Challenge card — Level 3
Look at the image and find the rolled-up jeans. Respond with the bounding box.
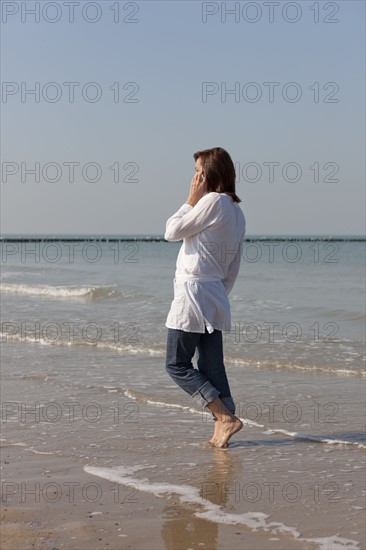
[165,328,235,414]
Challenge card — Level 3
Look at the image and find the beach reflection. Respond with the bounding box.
[161,447,238,550]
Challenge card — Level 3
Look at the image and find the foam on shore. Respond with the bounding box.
[84,464,360,550]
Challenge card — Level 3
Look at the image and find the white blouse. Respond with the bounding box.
[165,192,246,333]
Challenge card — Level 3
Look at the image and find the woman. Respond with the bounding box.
[164,147,246,448]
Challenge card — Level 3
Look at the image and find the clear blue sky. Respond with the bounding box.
[1,0,365,235]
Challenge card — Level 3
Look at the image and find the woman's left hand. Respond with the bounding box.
[186,172,206,207]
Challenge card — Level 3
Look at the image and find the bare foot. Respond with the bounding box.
[209,419,219,445]
[208,422,228,448]
[211,416,243,448]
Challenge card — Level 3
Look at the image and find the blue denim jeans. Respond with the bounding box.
[165,328,235,414]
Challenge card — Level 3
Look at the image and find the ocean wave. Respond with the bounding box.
[320,308,366,322]
[259,427,366,450]
[84,463,361,550]
[1,327,364,377]
[226,355,365,377]
[0,283,131,300]
[0,329,163,357]
[123,390,366,450]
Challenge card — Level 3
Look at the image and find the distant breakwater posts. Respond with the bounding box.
[0,236,365,243]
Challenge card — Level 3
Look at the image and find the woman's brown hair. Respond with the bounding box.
[193,147,241,203]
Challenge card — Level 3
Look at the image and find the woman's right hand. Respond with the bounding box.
[186,172,206,207]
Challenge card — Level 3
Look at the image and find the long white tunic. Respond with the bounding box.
[165,192,246,333]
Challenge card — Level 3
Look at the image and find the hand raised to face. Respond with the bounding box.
[186,171,206,207]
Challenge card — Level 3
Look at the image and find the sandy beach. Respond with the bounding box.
[0,444,327,550]
[1,445,166,550]
[2,408,365,550]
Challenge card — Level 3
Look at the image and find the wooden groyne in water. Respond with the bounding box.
[0,237,364,243]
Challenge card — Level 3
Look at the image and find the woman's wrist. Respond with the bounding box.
[186,195,200,207]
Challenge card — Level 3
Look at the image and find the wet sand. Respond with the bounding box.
[1,445,164,550]
[1,347,365,550]
[2,431,365,550]
[1,445,320,550]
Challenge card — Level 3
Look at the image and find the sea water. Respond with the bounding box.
[1,237,365,549]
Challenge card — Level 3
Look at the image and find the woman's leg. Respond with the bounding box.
[196,330,235,415]
[165,328,221,410]
[165,328,242,447]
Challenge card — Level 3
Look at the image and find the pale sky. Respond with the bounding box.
[1,0,365,236]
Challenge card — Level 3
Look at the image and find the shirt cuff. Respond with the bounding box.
[177,203,193,215]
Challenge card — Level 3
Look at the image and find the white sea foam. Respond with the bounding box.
[1,283,96,297]
[228,356,365,377]
[0,283,133,300]
[264,428,366,450]
[25,448,55,455]
[0,330,163,357]
[123,391,366,450]
[305,535,361,550]
[84,464,300,537]
[84,464,360,550]
[0,440,28,447]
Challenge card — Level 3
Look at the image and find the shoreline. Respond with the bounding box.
[2,435,365,550]
[0,445,322,550]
